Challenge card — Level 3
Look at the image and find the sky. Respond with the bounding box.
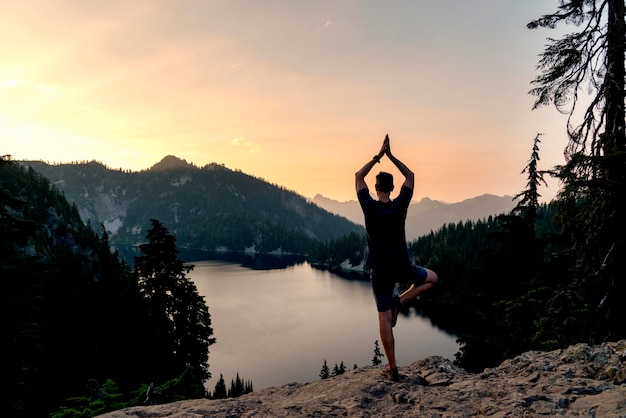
[2,0,573,203]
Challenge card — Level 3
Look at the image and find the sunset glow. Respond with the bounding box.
[2,1,567,203]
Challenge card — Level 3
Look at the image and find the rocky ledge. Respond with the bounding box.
[99,340,626,417]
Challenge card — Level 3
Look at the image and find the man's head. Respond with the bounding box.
[375,172,394,193]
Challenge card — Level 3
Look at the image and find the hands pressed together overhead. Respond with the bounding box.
[374,134,392,162]
[357,133,413,192]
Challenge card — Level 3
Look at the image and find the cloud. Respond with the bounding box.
[231,137,260,154]
[2,79,26,89]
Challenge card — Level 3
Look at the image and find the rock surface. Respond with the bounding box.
[98,340,626,417]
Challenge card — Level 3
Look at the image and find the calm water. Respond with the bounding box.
[188,260,459,391]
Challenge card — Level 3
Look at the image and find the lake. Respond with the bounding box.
[188,259,459,392]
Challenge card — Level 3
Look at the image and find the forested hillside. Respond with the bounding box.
[0,158,215,417]
[21,156,364,255]
[403,200,567,372]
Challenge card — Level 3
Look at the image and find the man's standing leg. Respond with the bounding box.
[373,273,400,382]
[378,310,399,381]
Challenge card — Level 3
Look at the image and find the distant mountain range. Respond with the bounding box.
[21,155,517,253]
[311,193,517,241]
[20,156,364,255]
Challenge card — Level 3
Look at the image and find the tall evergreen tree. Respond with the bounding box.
[134,219,215,389]
[372,340,384,366]
[224,373,252,398]
[512,134,549,227]
[332,362,346,377]
[528,0,626,341]
[211,374,228,399]
[319,360,330,380]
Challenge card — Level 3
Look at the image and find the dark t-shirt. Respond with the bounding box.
[357,185,413,273]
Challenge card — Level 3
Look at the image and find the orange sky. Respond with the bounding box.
[2,1,571,203]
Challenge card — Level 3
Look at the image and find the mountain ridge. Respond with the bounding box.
[312,192,517,240]
[22,155,517,249]
[20,157,365,255]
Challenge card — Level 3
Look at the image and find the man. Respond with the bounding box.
[355,134,438,382]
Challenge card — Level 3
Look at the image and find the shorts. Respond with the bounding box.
[371,264,428,312]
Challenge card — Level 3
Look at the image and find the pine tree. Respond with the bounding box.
[528,0,626,341]
[332,362,346,376]
[211,374,227,399]
[243,378,253,395]
[134,219,216,387]
[512,134,548,228]
[225,373,252,398]
[372,340,384,366]
[319,360,330,380]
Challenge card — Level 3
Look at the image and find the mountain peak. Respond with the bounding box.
[149,155,194,172]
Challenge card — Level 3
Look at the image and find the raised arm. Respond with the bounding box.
[385,138,414,190]
[356,136,389,192]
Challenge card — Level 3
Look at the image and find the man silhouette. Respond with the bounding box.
[355,134,438,382]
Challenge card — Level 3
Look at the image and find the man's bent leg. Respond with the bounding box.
[399,268,438,305]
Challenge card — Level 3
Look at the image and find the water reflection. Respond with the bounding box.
[181,249,306,269]
[188,259,459,392]
[116,245,307,270]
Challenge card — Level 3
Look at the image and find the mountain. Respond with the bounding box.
[21,156,365,255]
[310,194,366,227]
[312,193,517,241]
[20,155,515,252]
